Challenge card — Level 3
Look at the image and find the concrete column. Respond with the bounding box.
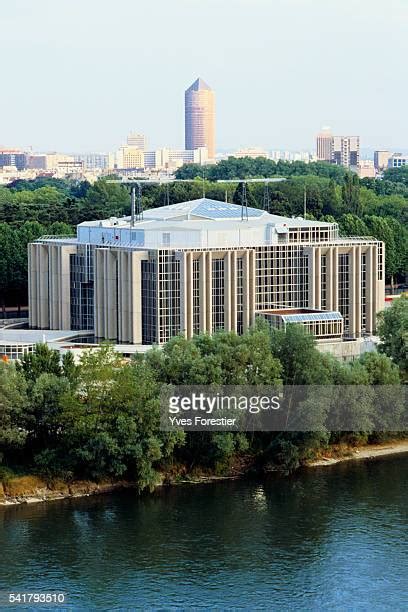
[205,251,213,333]
[224,251,232,331]
[355,246,361,337]
[60,246,75,329]
[348,247,360,338]
[94,249,105,339]
[315,247,321,309]
[129,252,144,344]
[242,250,250,331]
[186,253,194,339]
[38,244,49,329]
[179,252,188,338]
[230,251,237,333]
[28,244,37,328]
[306,247,315,308]
[249,249,256,327]
[332,246,339,311]
[366,245,375,333]
[199,251,207,333]
[326,246,334,311]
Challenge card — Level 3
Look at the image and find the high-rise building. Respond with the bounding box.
[316,128,333,162]
[29,198,384,347]
[126,133,147,151]
[374,150,391,171]
[185,78,215,159]
[332,136,360,168]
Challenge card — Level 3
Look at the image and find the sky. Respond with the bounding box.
[1,0,407,153]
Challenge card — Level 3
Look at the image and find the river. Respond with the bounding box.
[0,455,407,610]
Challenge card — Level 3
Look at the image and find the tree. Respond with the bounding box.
[269,324,334,385]
[339,213,368,237]
[17,343,61,384]
[342,173,361,215]
[377,296,408,381]
[0,361,28,464]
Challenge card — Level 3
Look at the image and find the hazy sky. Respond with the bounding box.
[1,0,407,153]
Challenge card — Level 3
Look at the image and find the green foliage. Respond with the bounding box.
[1,323,407,483]
[0,362,28,463]
[17,343,61,384]
[377,296,408,380]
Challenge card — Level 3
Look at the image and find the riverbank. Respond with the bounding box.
[1,440,408,506]
[307,440,408,467]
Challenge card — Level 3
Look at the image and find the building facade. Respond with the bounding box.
[127,133,147,151]
[374,150,391,171]
[185,78,215,159]
[28,198,384,347]
[388,154,408,168]
[316,128,333,162]
[331,136,360,168]
[0,150,27,170]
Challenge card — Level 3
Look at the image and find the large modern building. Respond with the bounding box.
[185,78,215,159]
[28,198,384,349]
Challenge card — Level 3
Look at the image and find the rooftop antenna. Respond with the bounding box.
[136,183,143,221]
[225,189,228,203]
[241,182,249,221]
[303,184,307,219]
[263,182,270,213]
[202,167,206,198]
[131,186,136,226]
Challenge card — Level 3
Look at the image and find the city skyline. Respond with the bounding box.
[1,0,407,153]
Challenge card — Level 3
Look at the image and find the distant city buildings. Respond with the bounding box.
[316,129,360,168]
[126,132,147,151]
[233,148,269,159]
[0,149,27,170]
[74,153,109,170]
[116,145,145,170]
[332,136,360,168]
[185,78,215,159]
[316,128,333,162]
[357,160,376,179]
[388,154,408,168]
[374,150,392,171]
[270,150,314,163]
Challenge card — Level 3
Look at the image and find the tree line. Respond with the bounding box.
[0,297,406,489]
[0,162,407,305]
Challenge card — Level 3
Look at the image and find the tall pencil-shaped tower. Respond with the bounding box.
[185,78,215,159]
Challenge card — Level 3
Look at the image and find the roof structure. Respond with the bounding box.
[186,78,212,92]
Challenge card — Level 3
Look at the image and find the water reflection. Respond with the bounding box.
[0,455,407,609]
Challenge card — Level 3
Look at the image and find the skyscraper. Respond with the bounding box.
[127,133,146,151]
[332,136,360,168]
[185,78,215,159]
[316,128,333,162]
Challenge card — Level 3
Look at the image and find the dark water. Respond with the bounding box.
[0,456,407,610]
